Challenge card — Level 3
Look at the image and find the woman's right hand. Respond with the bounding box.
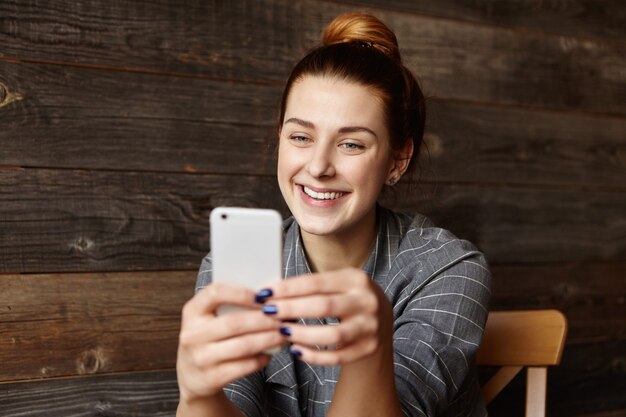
[176,283,286,403]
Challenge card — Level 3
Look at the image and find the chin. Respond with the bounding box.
[292,211,346,237]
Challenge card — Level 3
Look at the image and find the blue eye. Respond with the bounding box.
[341,142,364,151]
[290,135,311,143]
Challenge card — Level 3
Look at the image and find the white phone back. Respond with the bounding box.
[210,207,282,315]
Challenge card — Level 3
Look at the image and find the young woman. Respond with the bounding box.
[176,12,491,417]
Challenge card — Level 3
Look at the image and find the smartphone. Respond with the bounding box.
[210,207,283,316]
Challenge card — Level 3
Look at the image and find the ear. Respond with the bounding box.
[386,138,414,184]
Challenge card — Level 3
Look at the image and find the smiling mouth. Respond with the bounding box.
[302,186,346,200]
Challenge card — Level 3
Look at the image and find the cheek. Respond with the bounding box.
[276,141,289,173]
[277,144,300,182]
[346,156,389,185]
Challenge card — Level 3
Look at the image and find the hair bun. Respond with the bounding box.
[322,12,401,62]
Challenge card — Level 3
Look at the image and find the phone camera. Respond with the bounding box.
[221,214,228,220]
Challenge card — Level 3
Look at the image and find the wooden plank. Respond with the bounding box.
[526,367,547,417]
[0,168,286,273]
[480,366,523,404]
[1,168,625,273]
[0,370,179,417]
[0,61,280,176]
[0,271,195,382]
[0,0,305,82]
[489,262,626,343]
[1,62,625,188]
[1,0,624,114]
[392,183,626,264]
[477,311,567,366]
[425,101,626,189]
[346,0,626,40]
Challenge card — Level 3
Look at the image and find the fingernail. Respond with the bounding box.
[262,305,278,315]
[254,289,273,304]
[257,288,273,298]
[289,349,302,358]
[279,327,291,336]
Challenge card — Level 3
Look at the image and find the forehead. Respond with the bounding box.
[284,76,387,132]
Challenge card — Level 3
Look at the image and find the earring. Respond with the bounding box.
[387,176,398,186]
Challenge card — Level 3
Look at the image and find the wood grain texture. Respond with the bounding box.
[477,310,567,366]
[392,183,626,264]
[0,343,622,417]
[1,0,624,114]
[490,262,626,344]
[425,101,626,189]
[1,265,622,382]
[1,169,625,273]
[0,271,195,381]
[345,0,626,40]
[0,61,279,176]
[0,370,179,417]
[0,168,286,273]
[1,61,625,188]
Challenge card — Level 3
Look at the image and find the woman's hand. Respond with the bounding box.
[260,268,394,365]
[176,283,287,403]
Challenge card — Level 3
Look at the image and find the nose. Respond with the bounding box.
[306,143,335,178]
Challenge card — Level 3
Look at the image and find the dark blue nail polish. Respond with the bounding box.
[254,288,273,304]
[262,305,278,315]
[290,349,302,358]
[257,288,273,298]
[279,327,291,336]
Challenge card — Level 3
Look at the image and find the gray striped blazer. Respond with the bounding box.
[196,206,491,416]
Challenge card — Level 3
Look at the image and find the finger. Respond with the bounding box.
[194,329,288,366]
[267,268,370,299]
[203,354,272,391]
[279,316,376,347]
[263,291,377,319]
[289,340,378,366]
[180,310,283,346]
[183,283,259,318]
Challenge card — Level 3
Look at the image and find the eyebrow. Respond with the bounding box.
[283,117,378,139]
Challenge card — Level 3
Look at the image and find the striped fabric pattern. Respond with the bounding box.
[196,206,491,416]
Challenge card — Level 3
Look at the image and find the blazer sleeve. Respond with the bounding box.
[390,247,491,416]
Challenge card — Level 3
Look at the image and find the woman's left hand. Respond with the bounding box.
[259,268,394,365]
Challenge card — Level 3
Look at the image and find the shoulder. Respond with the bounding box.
[399,211,485,267]
[382,208,491,297]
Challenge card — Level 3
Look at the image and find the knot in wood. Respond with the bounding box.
[0,82,24,108]
[71,236,95,253]
[77,347,108,374]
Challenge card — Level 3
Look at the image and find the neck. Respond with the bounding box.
[300,208,378,273]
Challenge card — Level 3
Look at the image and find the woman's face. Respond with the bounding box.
[277,75,395,238]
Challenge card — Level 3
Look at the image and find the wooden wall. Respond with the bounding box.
[1,1,624,416]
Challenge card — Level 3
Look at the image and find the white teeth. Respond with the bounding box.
[303,186,345,200]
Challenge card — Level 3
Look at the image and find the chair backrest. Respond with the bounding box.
[476,310,568,417]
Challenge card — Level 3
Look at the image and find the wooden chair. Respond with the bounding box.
[476,310,568,417]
